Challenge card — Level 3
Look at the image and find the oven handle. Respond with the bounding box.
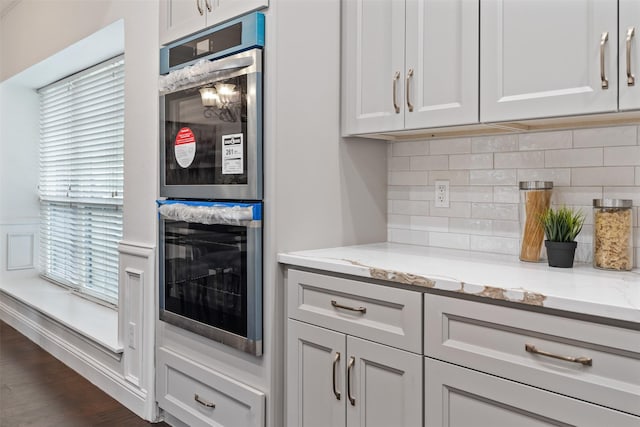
[159,55,255,94]
[158,203,256,226]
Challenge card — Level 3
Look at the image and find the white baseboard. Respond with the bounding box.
[0,296,154,421]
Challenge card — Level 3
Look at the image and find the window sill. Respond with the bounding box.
[0,276,123,354]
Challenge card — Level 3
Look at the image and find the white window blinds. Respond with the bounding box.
[38,56,124,306]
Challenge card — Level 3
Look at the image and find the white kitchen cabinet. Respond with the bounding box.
[287,319,422,427]
[157,347,265,427]
[619,0,640,110]
[481,0,618,122]
[342,0,479,135]
[425,358,640,427]
[160,0,268,45]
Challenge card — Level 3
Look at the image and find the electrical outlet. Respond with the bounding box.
[435,180,450,208]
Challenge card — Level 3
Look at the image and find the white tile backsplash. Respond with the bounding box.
[470,169,517,185]
[604,146,640,166]
[430,138,471,155]
[472,135,518,153]
[519,130,572,151]
[449,153,493,170]
[410,155,448,171]
[387,125,640,267]
[517,168,571,186]
[573,126,637,148]
[545,148,603,168]
[495,151,544,169]
[571,167,635,186]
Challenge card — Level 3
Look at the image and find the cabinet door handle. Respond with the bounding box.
[627,27,636,86]
[347,356,356,406]
[194,393,216,408]
[600,31,609,89]
[392,71,401,114]
[525,344,592,366]
[331,300,366,314]
[332,352,341,400]
[406,68,414,112]
[196,0,204,15]
[205,0,212,12]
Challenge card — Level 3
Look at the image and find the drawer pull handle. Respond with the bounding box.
[392,71,401,114]
[196,0,204,15]
[331,300,367,314]
[525,344,592,366]
[194,394,216,408]
[332,352,341,400]
[347,356,356,406]
[627,27,636,86]
[600,31,609,89]
[406,68,414,112]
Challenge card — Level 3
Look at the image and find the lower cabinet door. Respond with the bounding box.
[425,358,640,427]
[347,336,423,427]
[287,319,347,427]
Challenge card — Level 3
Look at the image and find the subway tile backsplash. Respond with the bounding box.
[387,126,640,267]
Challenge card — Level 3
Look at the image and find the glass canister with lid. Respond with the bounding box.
[592,199,633,271]
[519,181,553,262]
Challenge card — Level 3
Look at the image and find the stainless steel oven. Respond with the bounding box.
[158,199,262,355]
[159,13,264,200]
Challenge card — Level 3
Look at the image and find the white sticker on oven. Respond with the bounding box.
[222,133,244,175]
[174,127,196,168]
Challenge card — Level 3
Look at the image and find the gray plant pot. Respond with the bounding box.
[544,240,577,268]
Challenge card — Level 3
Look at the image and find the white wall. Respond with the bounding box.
[0,0,160,420]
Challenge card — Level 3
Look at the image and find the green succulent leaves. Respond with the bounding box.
[539,206,585,243]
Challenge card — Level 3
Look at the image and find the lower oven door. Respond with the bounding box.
[158,199,262,356]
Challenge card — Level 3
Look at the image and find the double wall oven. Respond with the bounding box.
[158,12,264,355]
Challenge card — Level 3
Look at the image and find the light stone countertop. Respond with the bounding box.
[278,242,640,324]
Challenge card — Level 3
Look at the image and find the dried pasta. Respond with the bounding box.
[520,189,552,262]
[594,208,632,270]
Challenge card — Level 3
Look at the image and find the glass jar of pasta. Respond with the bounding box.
[593,199,633,271]
[519,181,553,262]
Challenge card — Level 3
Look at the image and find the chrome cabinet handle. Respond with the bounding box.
[406,68,414,112]
[205,0,212,12]
[196,0,204,15]
[392,71,401,114]
[332,352,341,400]
[194,394,216,408]
[600,31,609,89]
[525,344,592,366]
[331,300,367,314]
[627,27,636,86]
[347,356,356,406]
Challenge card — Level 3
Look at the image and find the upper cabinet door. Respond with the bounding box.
[619,0,640,111]
[342,0,406,135]
[160,0,268,46]
[405,0,479,129]
[481,0,618,122]
[160,0,208,45]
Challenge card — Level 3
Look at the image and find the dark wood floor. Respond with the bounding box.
[0,320,169,427]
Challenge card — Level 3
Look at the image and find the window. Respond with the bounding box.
[38,56,124,306]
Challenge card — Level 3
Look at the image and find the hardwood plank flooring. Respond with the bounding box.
[0,320,169,427]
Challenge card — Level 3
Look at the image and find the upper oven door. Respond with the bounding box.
[160,48,262,200]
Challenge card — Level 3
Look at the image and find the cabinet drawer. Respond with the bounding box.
[287,269,421,353]
[157,348,265,427]
[425,293,640,416]
[426,358,640,427]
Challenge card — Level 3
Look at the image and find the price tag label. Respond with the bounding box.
[222,133,244,175]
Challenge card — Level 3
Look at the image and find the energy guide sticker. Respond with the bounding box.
[222,133,244,175]
[174,127,196,168]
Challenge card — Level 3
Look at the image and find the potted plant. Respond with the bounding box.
[539,206,585,268]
